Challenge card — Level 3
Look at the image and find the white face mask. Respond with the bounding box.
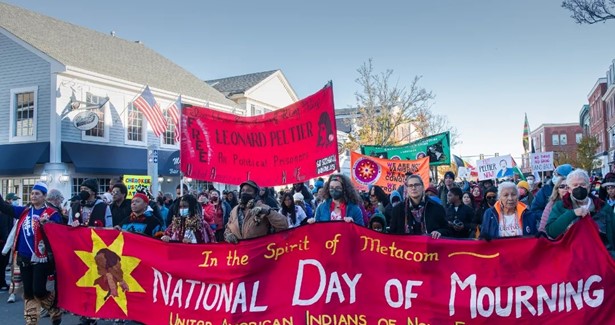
[527,179,534,186]
[11,201,19,207]
[552,176,562,185]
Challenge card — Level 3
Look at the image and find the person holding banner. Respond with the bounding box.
[0,183,63,325]
[308,174,365,225]
[224,181,289,243]
[546,169,615,258]
[161,194,215,244]
[203,189,231,242]
[116,192,163,238]
[480,182,537,240]
[389,174,448,238]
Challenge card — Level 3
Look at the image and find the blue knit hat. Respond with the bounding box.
[32,182,48,195]
[555,164,573,177]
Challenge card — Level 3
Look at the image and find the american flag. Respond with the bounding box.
[133,86,167,137]
[166,96,181,143]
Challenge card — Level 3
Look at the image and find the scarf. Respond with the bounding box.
[14,205,56,263]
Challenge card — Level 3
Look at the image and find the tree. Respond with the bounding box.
[343,59,457,152]
[574,136,601,171]
[562,0,615,24]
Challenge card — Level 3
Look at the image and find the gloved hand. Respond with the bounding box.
[250,207,271,223]
[225,233,239,244]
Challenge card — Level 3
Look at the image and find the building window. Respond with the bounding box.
[540,133,544,149]
[84,93,106,138]
[72,178,111,198]
[9,87,38,141]
[127,103,145,143]
[560,134,567,145]
[162,109,176,146]
[577,133,583,144]
[250,104,256,116]
[552,134,559,146]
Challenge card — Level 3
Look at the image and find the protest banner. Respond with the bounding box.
[350,151,429,194]
[180,84,338,187]
[476,155,514,180]
[361,132,451,166]
[122,175,152,199]
[530,152,554,173]
[45,217,615,324]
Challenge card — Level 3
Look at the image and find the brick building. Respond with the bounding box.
[530,123,584,167]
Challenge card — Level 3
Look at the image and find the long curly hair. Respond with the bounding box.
[280,192,297,224]
[179,194,201,218]
[322,173,362,205]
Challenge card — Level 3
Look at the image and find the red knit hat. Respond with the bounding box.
[133,193,149,204]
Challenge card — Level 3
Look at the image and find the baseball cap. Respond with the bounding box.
[6,193,20,200]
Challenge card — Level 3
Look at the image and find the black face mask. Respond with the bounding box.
[487,198,497,206]
[240,193,254,205]
[572,187,588,201]
[329,189,343,200]
[79,190,91,201]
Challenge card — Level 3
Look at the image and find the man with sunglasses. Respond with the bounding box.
[546,168,615,258]
[390,174,449,239]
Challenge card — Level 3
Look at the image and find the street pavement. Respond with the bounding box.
[0,268,138,325]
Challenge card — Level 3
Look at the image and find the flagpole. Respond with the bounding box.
[178,94,184,197]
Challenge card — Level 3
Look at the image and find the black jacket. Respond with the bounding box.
[445,203,476,238]
[111,199,132,226]
[390,196,449,236]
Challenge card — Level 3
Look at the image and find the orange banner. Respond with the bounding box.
[350,152,429,194]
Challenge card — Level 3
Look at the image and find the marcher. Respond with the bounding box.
[70,179,112,227]
[480,182,537,240]
[110,183,132,227]
[46,189,67,225]
[546,169,615,258]
[389,174,449,238]
[438,171,456,205]
[224,181,288,243]
[531,164,573,221]
[0,183,63,325]
[369,212,386,233]
[445,187,475,238]
[293,193,313,219]
[517,180,534,206]
[0,193,19,291]
[384,190,402,226]
[116,193,162,238]
[280,192,308,228]
[161,194,215,243]
[203,189,231,242]
[537,176,568,234]
[308,174,365,225]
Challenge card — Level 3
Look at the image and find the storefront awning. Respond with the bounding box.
[62,142,147,175]
[62,142,180,176]
[0,142,49,175]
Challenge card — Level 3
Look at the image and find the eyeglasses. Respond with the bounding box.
[607,185,615,190]
[558,185,569,189]
[406,183,423,189]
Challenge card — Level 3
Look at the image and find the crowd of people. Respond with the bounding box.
[1,164,615,324]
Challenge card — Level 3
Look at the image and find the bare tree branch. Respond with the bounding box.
[562,0,615,24]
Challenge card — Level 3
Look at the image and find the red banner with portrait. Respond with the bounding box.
[45,217,615,324]
[350,151,430,194]
[180,84,338,187]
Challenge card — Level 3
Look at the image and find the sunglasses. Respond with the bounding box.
[558,185,569,189]
[486,196,496,200]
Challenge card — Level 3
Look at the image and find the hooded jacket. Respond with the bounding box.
[384,191,402,226]
[480,201,536,240]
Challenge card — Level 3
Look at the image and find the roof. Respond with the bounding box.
[206,70,278,96]
[0,2,235,107]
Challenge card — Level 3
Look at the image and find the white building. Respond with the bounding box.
[0,2,238,201]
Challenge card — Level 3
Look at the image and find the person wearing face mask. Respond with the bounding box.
[546,169,615,258]
[517,181,534,206]
[203,189,231,242]
[537,177,568,234]
[471,187,498,239]
[531,164,573,223]
[479,182,537,240]
[369,212,387,233]
[0,193,19,292]
[224,181,288,244]
[307,174,365,225]
[161,194,215,243]
[70,178,112,228]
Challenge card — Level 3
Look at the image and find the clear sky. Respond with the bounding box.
[5,0,615,164]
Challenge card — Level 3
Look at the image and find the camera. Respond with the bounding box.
[452,219,463,227]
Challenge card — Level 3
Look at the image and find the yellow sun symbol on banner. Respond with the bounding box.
[358,161,375,179]
[75,230,144,315]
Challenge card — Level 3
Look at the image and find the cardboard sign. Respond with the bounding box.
[530,152,554,172]
[476,155,514,180]
[123,175,152,199]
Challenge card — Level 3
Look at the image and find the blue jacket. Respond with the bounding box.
[531,183,553,217]
[314,199,364,226]
[480,202,537,240]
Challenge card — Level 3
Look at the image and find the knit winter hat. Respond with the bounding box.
[81,178,99,194]
[293,193,304,201]
[517,181,530,192]
[555,164,573,177]
[132,192,149,204]
[32,182,48,195]
[603,172,615,187]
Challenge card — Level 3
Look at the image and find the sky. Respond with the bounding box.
[5,0,615,164]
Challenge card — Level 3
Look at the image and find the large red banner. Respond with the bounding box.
[180,84,338,187]
[351,151,430,194]
[45,218,615,324]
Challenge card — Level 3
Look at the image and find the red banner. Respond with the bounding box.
[351,151,430,194]
[45,218,615,324]
[180,84,338,186]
